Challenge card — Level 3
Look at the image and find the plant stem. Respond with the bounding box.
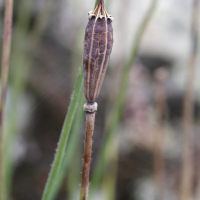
[0,0,13,199]
[80,111,96,200]
[90,0,158,193]
[180,0,199,199]
[41,67,83,200]
[80,0,111,198]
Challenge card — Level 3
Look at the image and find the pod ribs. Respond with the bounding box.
[83,1,114,103]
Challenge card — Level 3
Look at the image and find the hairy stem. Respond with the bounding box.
[80,112,96,200]
[0,0,13,199]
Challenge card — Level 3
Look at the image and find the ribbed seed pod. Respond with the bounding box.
[80,1,114,200]
[83,0,114,103]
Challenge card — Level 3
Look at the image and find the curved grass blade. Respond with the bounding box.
[41,67,83,200]
[47,93,85,200]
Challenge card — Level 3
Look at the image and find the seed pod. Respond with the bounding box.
[83,0,114,103]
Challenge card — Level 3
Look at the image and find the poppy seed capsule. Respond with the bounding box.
[83,0,114,103]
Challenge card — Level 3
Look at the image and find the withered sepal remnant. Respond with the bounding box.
[83,0,114,103]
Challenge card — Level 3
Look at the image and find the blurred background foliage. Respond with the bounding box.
[0,0,200,199]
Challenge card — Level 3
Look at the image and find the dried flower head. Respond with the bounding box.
[83,0,114,103]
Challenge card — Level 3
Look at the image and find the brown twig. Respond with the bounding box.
[0,0,13,199]
[180,0,199,199]
[80,0,114,199]
[80,109,96,200]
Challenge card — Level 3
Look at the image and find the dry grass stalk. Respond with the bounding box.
[0,0,13,199]
[80,0,114,199]
[153,67,168,200]
[180,0,199,199]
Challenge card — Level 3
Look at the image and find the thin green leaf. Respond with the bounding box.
[41,67,83,200]
[48,93,85,200]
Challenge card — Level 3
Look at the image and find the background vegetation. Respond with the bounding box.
[0,0,199,200]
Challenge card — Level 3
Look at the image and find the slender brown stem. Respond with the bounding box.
[80,112,96,200]
[81,0,112,198]
[180,0,199,199]
[153,67,168,200]
[0,0,13,199]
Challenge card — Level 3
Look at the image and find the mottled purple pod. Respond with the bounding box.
[83,0,114,103]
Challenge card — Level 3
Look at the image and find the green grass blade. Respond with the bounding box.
[41,67,83,200]
[48,93,85,200]
[66,103,84,199]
